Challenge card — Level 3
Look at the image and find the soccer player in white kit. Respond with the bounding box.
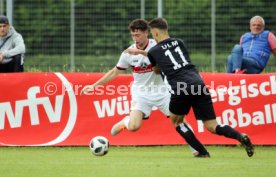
[81,19,209,157]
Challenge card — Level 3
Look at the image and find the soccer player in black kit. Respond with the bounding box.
[144,17,253,157]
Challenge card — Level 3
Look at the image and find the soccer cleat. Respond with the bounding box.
[192,150,199,157]
[239,134,254,157]
[235,69,247,74]
[194,152,210,158]
[111,119,126,136]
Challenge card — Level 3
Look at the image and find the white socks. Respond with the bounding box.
[123,115,130,129]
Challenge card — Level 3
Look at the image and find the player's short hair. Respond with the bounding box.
[250,15,265,26]
[128,19,148,32]
[148,18,168,30]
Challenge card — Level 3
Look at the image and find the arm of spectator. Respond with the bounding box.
[272,49,276,58]
[268,32,276,59]
[2,34,25,59]
[0,53,3,63]
[239,36,242,45]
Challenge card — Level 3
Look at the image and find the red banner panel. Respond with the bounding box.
[0,72,275,146]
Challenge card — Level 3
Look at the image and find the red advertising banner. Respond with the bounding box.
[0,72,275,146]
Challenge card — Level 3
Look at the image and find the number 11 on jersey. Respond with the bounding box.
[165,46,188,70]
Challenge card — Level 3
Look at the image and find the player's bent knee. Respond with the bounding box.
[205,126,216,134]
[170,114,184,127]
[203,120,217,133]
[128,124,141,132]
[232,44,242,53]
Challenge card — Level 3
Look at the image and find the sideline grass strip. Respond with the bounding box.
[0,146,275,177]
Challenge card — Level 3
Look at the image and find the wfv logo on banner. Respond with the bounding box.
[0,86,64,129]
[0,73,77,146]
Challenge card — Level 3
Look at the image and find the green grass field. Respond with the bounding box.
[0,145,275,177]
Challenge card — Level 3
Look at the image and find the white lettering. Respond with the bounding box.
[252,111,265,125]
[211,75,276,106]
[248,83,259,97]
[259,81,270,95]
[222,109,237,127]
[0,86,64,130]
[93,99,117,118]
[237,108,251,127]
[93,96,131,118]
[270,75,276,94]
[197,103,276,132]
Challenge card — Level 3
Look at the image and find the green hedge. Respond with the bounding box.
[25,53,276,73]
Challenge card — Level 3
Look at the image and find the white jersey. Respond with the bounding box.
[116,39,168,97]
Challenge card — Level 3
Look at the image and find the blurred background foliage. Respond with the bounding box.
[6,0,276,72]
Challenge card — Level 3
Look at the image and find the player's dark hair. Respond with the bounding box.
[148,18,168,30]
[128,19,149,32]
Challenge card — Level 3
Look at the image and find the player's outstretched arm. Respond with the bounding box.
[272,48,276,60]
[81,67,124,95]
[124,48,148,56]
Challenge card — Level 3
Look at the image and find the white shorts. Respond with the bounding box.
[131,93,170,118]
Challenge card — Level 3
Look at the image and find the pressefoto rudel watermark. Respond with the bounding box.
[42,76,276,102]
[42,80,235,96]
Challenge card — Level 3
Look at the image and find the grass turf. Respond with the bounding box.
[0,145,275,177]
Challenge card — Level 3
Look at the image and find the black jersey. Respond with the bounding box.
[148,38,205,94]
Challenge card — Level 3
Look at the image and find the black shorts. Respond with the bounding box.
[169,92,216,121]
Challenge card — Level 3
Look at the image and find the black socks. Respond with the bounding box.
[176,123,208,155]
[215,125,242,140]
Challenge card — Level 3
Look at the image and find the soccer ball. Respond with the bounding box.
[89,136,109,156]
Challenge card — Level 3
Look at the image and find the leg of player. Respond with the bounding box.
[158,97,200,156]
[163,116,199,156]
[170,113,210,157]
[110,115,129,136]
[111,110,144,136]
[127,110,144,131]
[203,119,254,157]
[185,122,200,156]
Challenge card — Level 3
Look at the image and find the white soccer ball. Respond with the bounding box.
[89,136,109,156]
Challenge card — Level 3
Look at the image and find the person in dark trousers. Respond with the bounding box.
[0,15,25,72]
[128,17,254,157]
